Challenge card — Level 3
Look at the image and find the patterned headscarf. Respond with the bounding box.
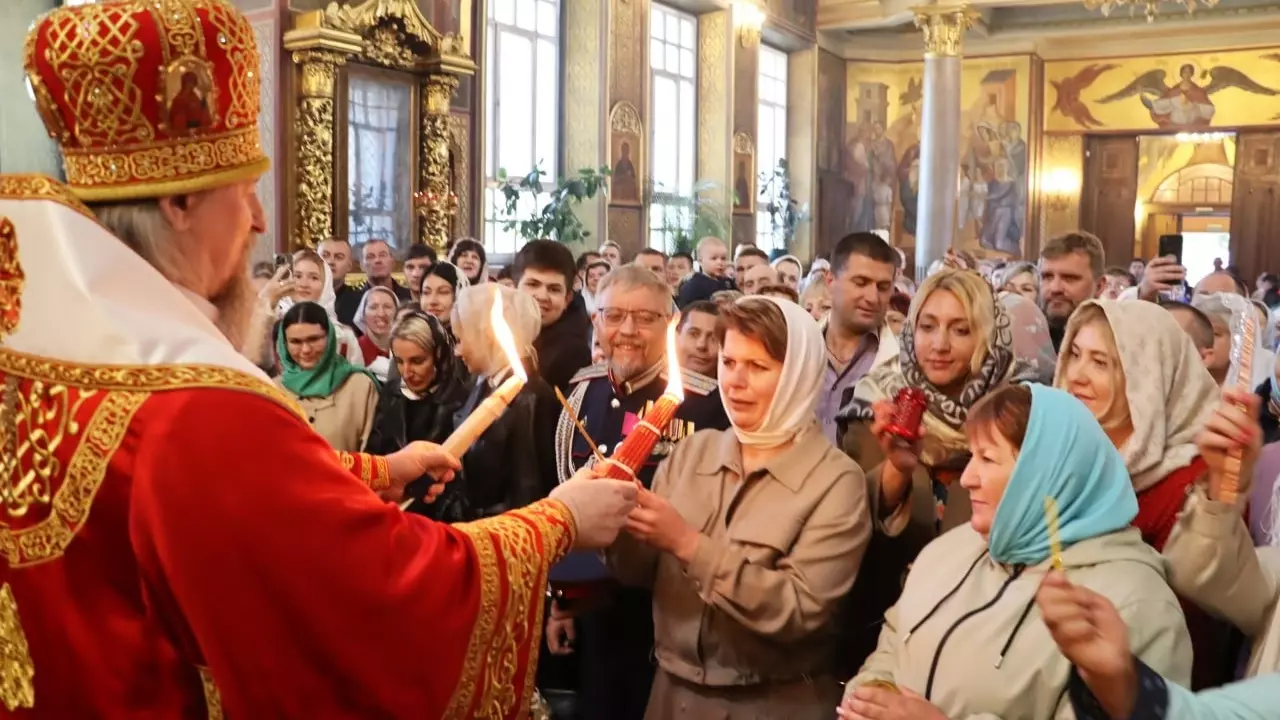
[838,268,1041,465]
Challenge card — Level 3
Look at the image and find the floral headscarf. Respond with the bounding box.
[838,268,1043,465]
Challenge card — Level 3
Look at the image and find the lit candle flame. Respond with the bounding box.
[491,290,528,382]
[664,314,684,401]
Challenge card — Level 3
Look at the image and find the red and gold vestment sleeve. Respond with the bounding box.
[128,389,577,718]
[443,499,576,718]
[335,450,391,491]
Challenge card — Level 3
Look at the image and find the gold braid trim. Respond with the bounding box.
[0,348,303,420]
[0,390,148,567]
[0,174,96,222]
[444,499,576,719]
[196,665,224,720]
[334,451,391,491]
[0,583,34,711]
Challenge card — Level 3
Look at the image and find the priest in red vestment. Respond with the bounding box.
[0,1,637,717]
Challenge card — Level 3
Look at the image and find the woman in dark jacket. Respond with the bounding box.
[365,311,471,517]
[450,284,560,520]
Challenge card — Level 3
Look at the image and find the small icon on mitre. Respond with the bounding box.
[162,58,217,136]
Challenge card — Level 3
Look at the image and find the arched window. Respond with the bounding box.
[1151,164,1234,205]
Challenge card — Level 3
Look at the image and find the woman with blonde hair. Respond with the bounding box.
[997,261,1038,304]
[1055,299,1265,688]
[799,280,832,322]
[835,268,1049,668]
[447,284,560,519]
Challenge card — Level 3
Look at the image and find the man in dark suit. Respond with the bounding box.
[547,265,730,720]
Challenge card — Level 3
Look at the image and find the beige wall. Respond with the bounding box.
[0,0,60,177]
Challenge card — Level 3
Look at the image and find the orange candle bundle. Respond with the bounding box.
[1220,314,1256,504]
[601,317,686,484]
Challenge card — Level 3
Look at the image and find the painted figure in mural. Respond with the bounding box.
[848,121,897,233]
[734,159,751,210]
[981,159,1022,255]
[1050,63,1117,129]
[613,141,638,202]
[957,164,987,235]
[897,144,921,237]
[846,124,873,231]
[872,169,894,231]
[1098,63,1279,129]
[168,71,212,135]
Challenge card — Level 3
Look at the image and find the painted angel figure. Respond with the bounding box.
[1097,63,1279,129]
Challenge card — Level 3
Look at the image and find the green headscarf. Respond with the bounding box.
[277,311,377,399]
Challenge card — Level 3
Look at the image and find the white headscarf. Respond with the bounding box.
[353,285,399,347]
[723,296,826,448]
[276,257,340,322]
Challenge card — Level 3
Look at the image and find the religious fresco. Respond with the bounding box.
[844,55,1032,258]
[1045,48,1280,133]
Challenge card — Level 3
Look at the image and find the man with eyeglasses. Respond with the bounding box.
[547,265,730,720]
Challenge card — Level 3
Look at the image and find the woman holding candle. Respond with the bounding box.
[274,301,379,453]
[834,268,1051,671]
[607,296,871,719]
[1056,299,1266,687]
[839,384,1191,720]
[365,311,470,517]
[448,284,560,519]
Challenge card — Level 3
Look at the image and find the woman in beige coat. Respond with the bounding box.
[841,384,1191,720]
[274,301,379,452]
[608,297,871,719]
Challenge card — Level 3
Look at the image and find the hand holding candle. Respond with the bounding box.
[599,317,686,484]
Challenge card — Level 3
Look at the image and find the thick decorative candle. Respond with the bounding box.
[601,318,686,483]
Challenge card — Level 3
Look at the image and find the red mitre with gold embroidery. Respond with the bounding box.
[23,0,268,202]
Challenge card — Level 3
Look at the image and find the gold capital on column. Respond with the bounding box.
[912,5,980,57]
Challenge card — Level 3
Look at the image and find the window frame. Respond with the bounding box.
[647,3,698,253]
[755,44,789,253]
[483,0,563,259]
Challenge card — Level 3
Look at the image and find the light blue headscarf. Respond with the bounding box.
[987,384,1138,566]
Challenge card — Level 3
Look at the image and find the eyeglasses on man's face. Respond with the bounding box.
[597,307,668,328]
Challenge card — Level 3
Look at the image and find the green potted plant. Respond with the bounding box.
[645,180,732,255]
[495,163,611,245]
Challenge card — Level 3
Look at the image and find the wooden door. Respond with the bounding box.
[1231,130,1280,286]
[1080,136,1139,268]
[1142,212,1178,259]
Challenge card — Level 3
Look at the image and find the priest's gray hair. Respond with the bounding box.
[89,199,185,285]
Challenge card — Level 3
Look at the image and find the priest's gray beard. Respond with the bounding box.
[211,259,257,352]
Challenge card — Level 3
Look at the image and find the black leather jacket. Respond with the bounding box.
[365,364,471,517]
[448,361,560,521]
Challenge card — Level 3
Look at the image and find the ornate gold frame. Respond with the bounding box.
[283,0,475,253]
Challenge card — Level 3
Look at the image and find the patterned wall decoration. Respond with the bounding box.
[846,55,1033,259]
[448,112,472,238]
[608,0,648,251]
[1040,133,1084,241]
[1045,47,1280,133]
[732,131,755,215]
[696,10,730,199]
[563,0,606,249]
[250,13,279,262]
[0,0,59,176]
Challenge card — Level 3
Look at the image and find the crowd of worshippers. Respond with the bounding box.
[243,229,1280,719]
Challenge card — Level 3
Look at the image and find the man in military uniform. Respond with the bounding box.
[546,265,729,720]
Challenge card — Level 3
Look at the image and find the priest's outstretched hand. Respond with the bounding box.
[551,466,639,549]
[384,441,461,503]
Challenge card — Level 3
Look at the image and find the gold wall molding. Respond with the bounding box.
[563,0,606,250]
[609,102,643,135]
[283,0,476,251]
[448,112,471,239]
[1039,134,1084,242]
[912,4,980,57]
[697,10,732,210]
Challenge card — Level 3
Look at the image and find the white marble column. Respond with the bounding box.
[912,5,977,279]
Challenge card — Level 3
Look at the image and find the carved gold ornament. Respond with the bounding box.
[733,131,755,156]
[0,219,23,342]
[609,102,643,136]
[911,5,980,57]
[284,0,475,249]
[0,584,34,711]
[1083,0,1219,22]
